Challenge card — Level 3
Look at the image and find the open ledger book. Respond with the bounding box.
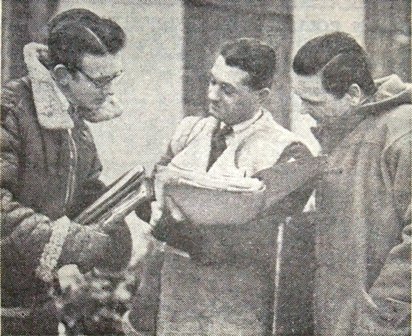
[75,165,154,226]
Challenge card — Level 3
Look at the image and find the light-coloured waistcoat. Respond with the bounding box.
[158,110,301,335]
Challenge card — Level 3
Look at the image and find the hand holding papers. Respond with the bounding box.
[75,166,154,230]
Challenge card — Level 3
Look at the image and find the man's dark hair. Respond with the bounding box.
[220,38,277,91]
[47,8,126,72]
[293,32,376,98]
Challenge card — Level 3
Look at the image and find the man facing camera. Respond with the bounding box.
[293,32,411,335]
[125,38,313,335]
[1,9,132,335]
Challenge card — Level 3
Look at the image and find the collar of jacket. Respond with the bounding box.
[23,42,74,129]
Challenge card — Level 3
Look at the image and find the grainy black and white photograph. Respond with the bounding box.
[1,0,411,335]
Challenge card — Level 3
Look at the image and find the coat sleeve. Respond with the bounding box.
[266,141,315,216]
[0,92,130,283]
[335,133,411,335]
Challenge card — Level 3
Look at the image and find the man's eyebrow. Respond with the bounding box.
[292,88,320,102]
[221,81,236,90]
[95,70,123,81]
[300,96,323,104]
[209,72,237,90]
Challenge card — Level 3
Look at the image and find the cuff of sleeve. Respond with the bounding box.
[335,290,411,335]
[35,216,71,283]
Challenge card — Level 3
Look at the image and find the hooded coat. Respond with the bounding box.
[1,43,131,335]
[312,75,411,336]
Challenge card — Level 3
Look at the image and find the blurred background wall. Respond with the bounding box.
[2,0,410,177]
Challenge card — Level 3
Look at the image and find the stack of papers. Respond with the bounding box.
[75,166,154,227]
[156,165,266,226]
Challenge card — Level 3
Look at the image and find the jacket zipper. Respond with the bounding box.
[64,129,78,208]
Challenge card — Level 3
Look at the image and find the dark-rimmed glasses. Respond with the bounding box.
[74,67,124,89]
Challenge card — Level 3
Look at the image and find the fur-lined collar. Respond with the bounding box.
[24,42,73,129]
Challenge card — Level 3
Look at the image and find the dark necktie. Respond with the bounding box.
[206,123,233,171]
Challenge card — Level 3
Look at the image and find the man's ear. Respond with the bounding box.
[347,83,363,106]
[257,88,271,103]
[52,64,72,86]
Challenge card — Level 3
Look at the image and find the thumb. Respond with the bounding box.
[149,201,163,226]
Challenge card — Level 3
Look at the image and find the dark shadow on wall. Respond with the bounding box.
[1,0,59,84]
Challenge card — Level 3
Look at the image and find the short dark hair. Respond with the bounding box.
[293,32,376,98]
[47,8,126,71]
[220,38,277,90]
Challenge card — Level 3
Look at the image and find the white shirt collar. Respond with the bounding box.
[222,109,263,134]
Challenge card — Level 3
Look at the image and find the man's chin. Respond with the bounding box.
[208,106,222,119]
[81,96,123,122]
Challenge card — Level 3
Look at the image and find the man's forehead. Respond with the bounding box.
[210,55,249,87]
[292,73,329,100]
[81,52,123,76]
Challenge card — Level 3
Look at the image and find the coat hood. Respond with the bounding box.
[23,42,123,129]
[357,74,412,115]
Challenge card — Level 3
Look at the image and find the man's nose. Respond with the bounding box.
[208,83,220,102]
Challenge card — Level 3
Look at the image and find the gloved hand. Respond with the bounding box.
[60,219,111,272]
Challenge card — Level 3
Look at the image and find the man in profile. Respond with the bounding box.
[293,32,411,335]
[1,9,132,335]
[125,38,313,335]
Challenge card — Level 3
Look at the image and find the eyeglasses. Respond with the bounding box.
[75,67,124,89]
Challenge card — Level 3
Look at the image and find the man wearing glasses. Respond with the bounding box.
[1,9,131,335]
